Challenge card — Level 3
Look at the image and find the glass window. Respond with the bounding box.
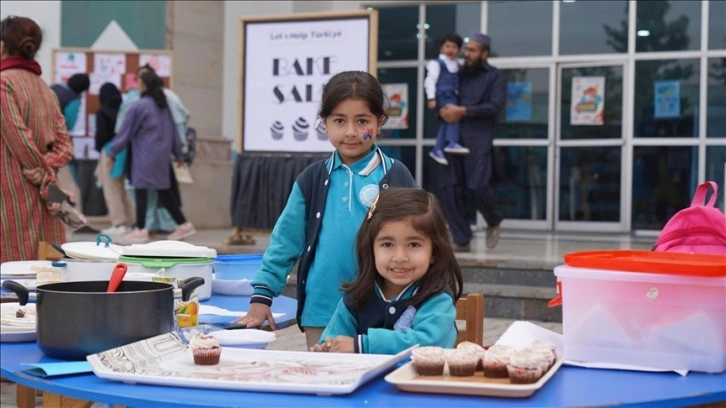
[425,3,481,60]
[709,0,726,49]
[497,68,549,140]
[560,0,629,54]
[379,145,414,176]
[707,58,726,138]
[633,59,700,138]
[706,146,726,212]
[378,68,418,140]
[377,6,419,61]
[493,146,548,220]
[488,1,552,57]
[422,146,477,224]
[632,146,698,229]
[560,65,624,140]
[636,1,701,52]
[559,146,622,222]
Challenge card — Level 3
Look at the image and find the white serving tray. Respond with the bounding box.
[0,303,37,343]
[385,356,563,398]
[88,332,411,395]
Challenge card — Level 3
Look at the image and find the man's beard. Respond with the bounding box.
[461,61,484,77]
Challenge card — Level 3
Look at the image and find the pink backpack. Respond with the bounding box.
[653,181,726,255]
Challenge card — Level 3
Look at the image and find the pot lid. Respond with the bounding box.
[61,242,122,261]
[121,240,217,258]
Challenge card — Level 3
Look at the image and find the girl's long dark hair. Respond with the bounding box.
[343,188,463,309]
[139,70,167,109]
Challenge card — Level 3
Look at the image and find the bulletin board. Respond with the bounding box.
[51,48,174,160]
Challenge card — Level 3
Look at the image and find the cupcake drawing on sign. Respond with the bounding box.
[292,117,310,141]
[314,119,327,140]
[270,121,284,140]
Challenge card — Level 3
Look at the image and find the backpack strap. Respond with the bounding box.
[691,181,718,208]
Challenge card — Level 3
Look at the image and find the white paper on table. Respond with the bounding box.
[199,305,284,319]
[494,321,688,376]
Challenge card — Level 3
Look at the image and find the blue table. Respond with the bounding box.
[1,294,725,407]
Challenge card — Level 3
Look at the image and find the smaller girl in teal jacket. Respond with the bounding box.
[312,188,464,354]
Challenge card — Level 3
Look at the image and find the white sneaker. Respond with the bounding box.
[167,222,196,241]
[101,225,129,236]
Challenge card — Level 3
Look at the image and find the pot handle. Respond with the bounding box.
[179,277,205,301]
[2,280,30,306]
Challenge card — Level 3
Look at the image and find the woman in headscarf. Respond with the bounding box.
[95,82,135,236]
[0,16,73,261]
[107,69,195,243]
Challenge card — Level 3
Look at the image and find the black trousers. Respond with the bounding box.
[134,188,186,230]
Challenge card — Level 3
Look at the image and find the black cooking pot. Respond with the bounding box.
[3,277,204,360]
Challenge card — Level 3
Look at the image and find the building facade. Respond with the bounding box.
[369,0,725,234]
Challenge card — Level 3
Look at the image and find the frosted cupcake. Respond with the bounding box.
[529,340,557,371]
[457,341,487,371]
[270,121,284,140]
[410,346,445,376]
[445,349,479,377]
[483,344,515,378]
[190,333,222,365]
[292,117,310,141]
[507,350,544,384]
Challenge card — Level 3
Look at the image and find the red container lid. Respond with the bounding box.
[564,250,726,277]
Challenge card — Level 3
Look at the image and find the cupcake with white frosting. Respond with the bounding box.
[483,344,515,378]
[507,349,545,384]
[190,333,222,365]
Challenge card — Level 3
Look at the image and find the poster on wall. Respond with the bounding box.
[654,80,680,118]
[241,11,376,153]
[55,51,87,83]
[571,76,605,126]
[140,54,172,77]
[505,82,532,122]
[89,72,122,95]
[94,53,126,76]
[382,83,408,129]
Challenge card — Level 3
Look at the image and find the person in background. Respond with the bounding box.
[439,33,506,251]
[115,63,189,236]
[235,71,417,349]
[311,188,462,354]
[107,69,195,243]
[425,33,469,166]
[0,16,73,261]
[94,82,135,236]
[50,72,89,133]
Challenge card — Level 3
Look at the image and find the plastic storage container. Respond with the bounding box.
[552,250,726,373]
[213,254,263,280]
[212,254,263,296]
[119,256,213,300]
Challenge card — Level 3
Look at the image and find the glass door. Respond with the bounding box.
[555,61,628,232]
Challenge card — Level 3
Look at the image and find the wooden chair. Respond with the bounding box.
[455,293,485,346]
